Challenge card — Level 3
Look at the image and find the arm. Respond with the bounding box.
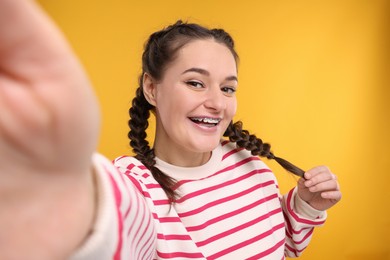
[282,166,342,257]
[0,0,100,258]
[70,154,156,260]
[282,187,327,257]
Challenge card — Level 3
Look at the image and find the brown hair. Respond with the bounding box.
[128,20,305,203]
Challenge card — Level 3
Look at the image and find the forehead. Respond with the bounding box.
[167,39,237,76]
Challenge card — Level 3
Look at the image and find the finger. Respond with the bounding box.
[307,178,340,193]
[304,170,337,188]
[304,165,331,179]
[0,79,50,149]
[321,190,342,202]
[0,0,75,81]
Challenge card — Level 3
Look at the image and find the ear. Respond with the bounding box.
[142,73,157,106]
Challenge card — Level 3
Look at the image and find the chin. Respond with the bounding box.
[190,138,221,153]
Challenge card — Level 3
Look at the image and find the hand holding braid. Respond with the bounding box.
[224,121,306,177]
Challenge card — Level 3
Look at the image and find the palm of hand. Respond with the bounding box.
[0,0,100,174]
[0,1,100,258]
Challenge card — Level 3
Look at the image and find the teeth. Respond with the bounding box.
[191,117,220,124]
[204,118,218,124]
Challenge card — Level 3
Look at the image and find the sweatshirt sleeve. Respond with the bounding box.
[282,187,327,257]
[69,153,156,260]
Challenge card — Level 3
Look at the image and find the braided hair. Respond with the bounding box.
[128,20,304,203]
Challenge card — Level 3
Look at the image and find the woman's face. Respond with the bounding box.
[147,39,238,165]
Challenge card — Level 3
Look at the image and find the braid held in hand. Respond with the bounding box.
[224,121,305,178]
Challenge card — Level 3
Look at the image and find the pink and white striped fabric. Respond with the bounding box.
[72,141,326,259]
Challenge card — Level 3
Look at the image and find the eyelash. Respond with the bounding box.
[186,81,204,88]
[185,81,236,95]
[221,87,236,94]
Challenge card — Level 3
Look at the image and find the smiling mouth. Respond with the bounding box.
[189,117,221,126]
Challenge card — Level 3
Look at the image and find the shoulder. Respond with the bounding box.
[220,140,268,166]
[216,140,274,181]
[113,155,160,192]
[113,155,147,175]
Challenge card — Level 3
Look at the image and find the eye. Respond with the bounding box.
[186,80,204,88]
[221,86,236,95]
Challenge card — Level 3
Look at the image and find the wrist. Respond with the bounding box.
[0,167,96,259]
[295,188,327,219]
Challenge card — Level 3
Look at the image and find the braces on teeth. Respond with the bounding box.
[192,117,220,124]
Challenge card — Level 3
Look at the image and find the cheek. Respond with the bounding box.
[155,88,178,111]
[227,98,237,118]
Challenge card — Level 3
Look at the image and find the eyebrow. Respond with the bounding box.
[182,67,238,82]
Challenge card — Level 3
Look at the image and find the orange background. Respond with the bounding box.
[38,1,390,259]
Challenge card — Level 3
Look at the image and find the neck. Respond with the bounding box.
[154,144,212,167]
[152,119,214,167]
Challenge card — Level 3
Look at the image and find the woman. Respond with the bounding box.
[0,0,341,259]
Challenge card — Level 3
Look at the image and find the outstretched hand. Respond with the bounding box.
[298,166,342,211]
[0,0,100,174]
[0,0,100,258]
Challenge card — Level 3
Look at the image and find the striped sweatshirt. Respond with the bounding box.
[71,141,327,260]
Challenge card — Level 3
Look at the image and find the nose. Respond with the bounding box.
[204,86,226,112]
